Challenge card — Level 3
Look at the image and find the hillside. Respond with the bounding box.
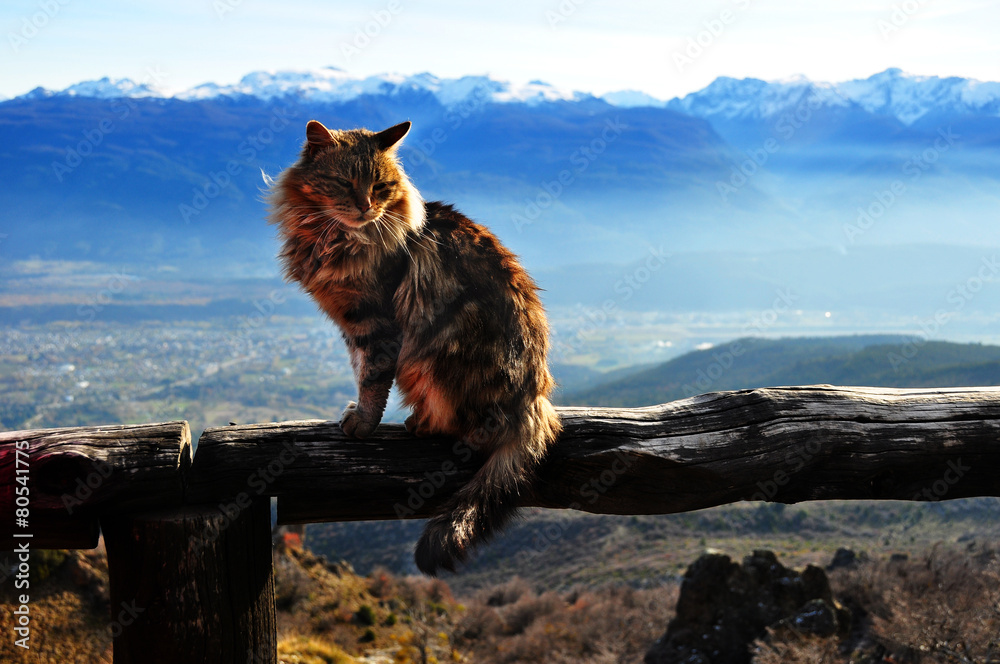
[4,537,997,663]
[564,336,1000,407]
[306,336,1000,594]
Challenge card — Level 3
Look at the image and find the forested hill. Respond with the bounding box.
[563,336,1000,407]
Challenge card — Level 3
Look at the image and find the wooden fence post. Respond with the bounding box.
[101,500,276,664]
[4,386,1000,662]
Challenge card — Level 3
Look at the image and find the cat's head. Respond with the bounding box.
[274,120,424,240]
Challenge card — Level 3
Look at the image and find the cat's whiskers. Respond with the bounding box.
[381,209,439,249]
[378,214,413,260]
[380,212,443,256]
[368,213,389,251]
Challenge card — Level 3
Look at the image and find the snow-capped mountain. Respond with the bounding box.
[18,67,1000,127]
[20,68,585,108]
[178,68,586,105]
[667,76,849,120]
[601,90,667,109]
[838,68,1000,124]
[669,68,1000,125]
[23,76,169,100]
[2,64,999,313]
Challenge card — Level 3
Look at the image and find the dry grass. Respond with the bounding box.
[5,542,999,664]
[751,544,1000,664]
[277,634,358,663]
[454,579,678,664]
[0,549,112,664]
[852,547,1000,663]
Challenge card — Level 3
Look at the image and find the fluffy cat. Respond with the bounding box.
[269,119,562,575]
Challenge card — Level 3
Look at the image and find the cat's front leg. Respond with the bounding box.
[341,336,400,438]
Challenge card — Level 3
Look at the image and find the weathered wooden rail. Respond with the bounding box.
[3,385,1000,663]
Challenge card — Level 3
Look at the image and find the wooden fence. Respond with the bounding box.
[3,385,1000,662]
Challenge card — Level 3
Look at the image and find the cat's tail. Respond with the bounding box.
[414,396,561,576]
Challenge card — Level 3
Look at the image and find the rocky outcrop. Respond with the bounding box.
[645,550,850,664]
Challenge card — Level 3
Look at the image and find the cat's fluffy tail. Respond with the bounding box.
[415,397,561,576]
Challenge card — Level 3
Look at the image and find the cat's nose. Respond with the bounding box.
[357,196,372,213]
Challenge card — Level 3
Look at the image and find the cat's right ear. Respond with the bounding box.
[375,121,411,151]
[305,120,337,156]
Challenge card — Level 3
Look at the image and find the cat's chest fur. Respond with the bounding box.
[288,233,406,336]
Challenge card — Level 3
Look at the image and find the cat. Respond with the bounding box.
[269,119,562,575]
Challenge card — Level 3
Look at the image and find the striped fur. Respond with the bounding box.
[269,120,562,575]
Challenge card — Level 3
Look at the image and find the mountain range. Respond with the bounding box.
[20,67,1000,126]
[2,67,999,329]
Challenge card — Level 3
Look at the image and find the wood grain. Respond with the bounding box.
[0,421,190,549]
[102,501,275,664]
[191,386,1000,524]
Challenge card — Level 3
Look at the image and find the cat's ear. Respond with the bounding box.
[306,120,337,155]
[375,121,411,151]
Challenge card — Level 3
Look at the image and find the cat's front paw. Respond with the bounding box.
[340,401,379,439]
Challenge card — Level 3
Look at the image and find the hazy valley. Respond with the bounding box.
[3,65,1000,663]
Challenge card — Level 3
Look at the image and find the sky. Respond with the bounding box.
[2,0,999,100]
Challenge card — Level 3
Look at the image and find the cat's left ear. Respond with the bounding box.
[375,121,411,151]
[306,120,338,156]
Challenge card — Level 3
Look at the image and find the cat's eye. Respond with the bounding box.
[326,174,351,187]
[373,183,388,192]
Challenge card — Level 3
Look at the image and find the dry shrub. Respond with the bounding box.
[501,591,563,636]
[752,631,844,664]
[752,546,1000,664]
[456,581,678,664]
[866,548,1000,663]
[277,633,358,663]
[397,574,455,611]
[366,566,400,601]
[481,577,532,607]
[274,552,313,611]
